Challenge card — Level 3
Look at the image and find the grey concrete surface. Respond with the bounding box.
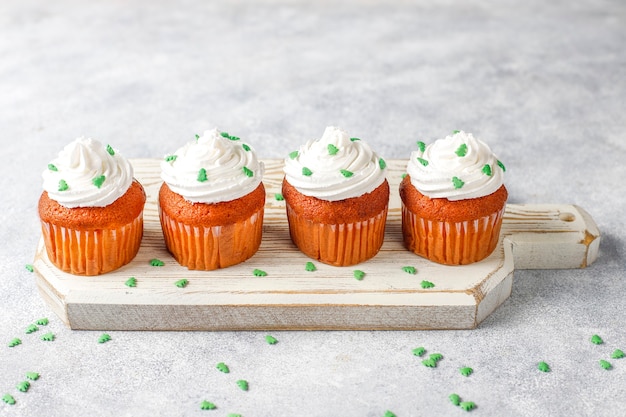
[1,0,625,416]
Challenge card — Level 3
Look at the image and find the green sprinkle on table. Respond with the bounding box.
[216,362,230,373]
[36,318,49,326]
[449,393,461,406]
[253,269,267,277]
[2,394,15,405]
[8,338,21,347]
[274,193,284,201]
[305,262,316,272]
[150,259,165,267]
[26,372,40,381]
[125,277,137,287]
[402,266,416,274]
[340,169,353,178]
[611,349,624,359]
[599,359,612,370]
[591,334,603,345]
[197,168,208,182]
[327,144,339,155]
[420,280,435,289]
[537,361,550,372]
[41,332,55,342]
[422,358,437,368]
[460,401,476,411]
[383,411,396,417]
[16,381,30,393]
[25,324,38,334]
[98,333,112,344]
[412,347,426,357]
[227,414,242,417]
[302,167,313,176]
[25,264,34,273]
[174,279,189,288]
[429,353,443,362]
[92,175,106,188]
[265,335,278,345]
[236,379,249,391]
[200,400,216,410]
[353,270,365,280]
[460,367,473,377]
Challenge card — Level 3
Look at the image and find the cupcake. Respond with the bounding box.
[159,129,265,270]
[38,138,146,276]
[282,126,389,266]
[399,130,508,265]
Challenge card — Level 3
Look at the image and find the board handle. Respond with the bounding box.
[502,204,600,270]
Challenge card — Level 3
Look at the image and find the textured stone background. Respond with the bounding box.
[0,0,624,416]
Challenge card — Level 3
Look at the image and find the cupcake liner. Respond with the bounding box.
[40,214,144,276]
[401,204,506,265]
[285,203,388,266]
[159,206,264,270]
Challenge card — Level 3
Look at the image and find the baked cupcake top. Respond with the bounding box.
[42,138,134,208]
[161,128,264,204]
[283,126,387,201]
[407,130,505,201]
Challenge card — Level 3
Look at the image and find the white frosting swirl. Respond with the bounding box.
[407,131,505,201]
[283,126,387,201]
[161,128,264,204]
[42,137,134,208]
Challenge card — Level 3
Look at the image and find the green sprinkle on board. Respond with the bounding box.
[497,160,506,172]
[327,144,339,155]
[353,270,365,281]
[537,361,550,372]
[302,167,313,176]
[460,367,473,377]
[402,266,416,274]
[236,380,249,391]
[8,338,21,347]
[35,318,49,326]
[216,362,230,373]
[150,259,165,267]
[379,158,386,170]
[48,163,58,171]
[289,150,299,160]
[599,359,612,370]
[227,414,242,417]
[591,334,604,345]
[460,401,476,411]
[25,324,38,334]
[200,401,217,410]
[449,394,461,406]
[274,193,284,201]
[611,349,624,359]
[305,262,316,272]
[416,141,426,152]
[482,164,492,176]
[243,166,254,177]
[165,155,177,162]
[242,143,251,152]
[125,277,137,287]
[383,411,397,417]
[340,169,353,178]
[174,279,189,288]
[197,168,208,182]
[41,332,55,342]
[455,143,468,157]
[26,372,40,381]
[98,333,112,344]
[349,137,360,141]
[25,264,34,272]
[16,381,30,393]
[429,353,443,362]
[58,179,69,192]
[452,176,465,189]
[422,358,437,368]
[2,394,15,405]
[92,175,106,188]
[417,157,429,167]
[253,269,267,277]
[420,280,435,289]
[106,144,115,156]
[412,347,426,357]
[265,335,278,345]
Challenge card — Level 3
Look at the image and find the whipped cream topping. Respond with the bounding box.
[161,128,264,204]
[283,126,387,201]
[42,137,134,208]
[407,131,505,201]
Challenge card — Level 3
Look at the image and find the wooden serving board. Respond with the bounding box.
[33,159,601,330]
